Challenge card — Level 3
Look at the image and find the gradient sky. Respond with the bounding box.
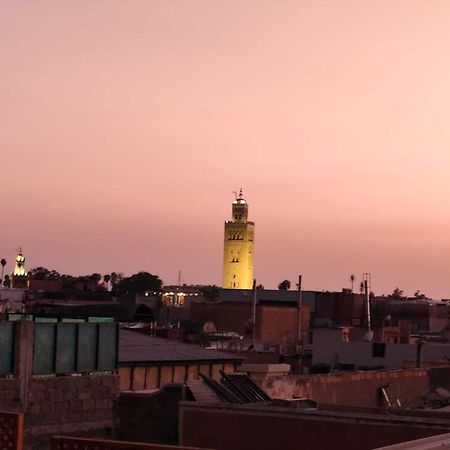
[2,1,450,298]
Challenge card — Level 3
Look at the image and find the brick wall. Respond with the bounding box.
[25,375,118,449]
[258,305,310,344]
[190,302,251,336]
[118,384,187,444]
[314,292,366,327]
[0,379,20,412]
[258,368,430,408]
[190,301,310,344]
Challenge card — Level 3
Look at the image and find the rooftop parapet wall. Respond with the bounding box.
[179,402,450,450]
[248,367,431,408]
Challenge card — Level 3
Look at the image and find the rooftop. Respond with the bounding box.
[119,328,244,364]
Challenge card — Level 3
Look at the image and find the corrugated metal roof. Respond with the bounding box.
[186,380,222,404]
[189,371,272,405]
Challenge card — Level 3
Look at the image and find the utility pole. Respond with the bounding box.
[363,273,373,341]
[297,275,302,345]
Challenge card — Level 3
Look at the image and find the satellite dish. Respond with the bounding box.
[364,330,374,342]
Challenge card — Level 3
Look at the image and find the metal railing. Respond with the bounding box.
[51,436,209,450]
[0,320,118,376]
[34,322,118,375]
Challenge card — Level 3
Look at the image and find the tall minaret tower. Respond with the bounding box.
[223,189,255,289]
[12,248,28,289]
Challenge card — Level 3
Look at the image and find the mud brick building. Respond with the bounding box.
[118,329,242,391]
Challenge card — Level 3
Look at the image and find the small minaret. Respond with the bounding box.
[222,189,255,289]
[12,248,28,289]
[13,249,26,276]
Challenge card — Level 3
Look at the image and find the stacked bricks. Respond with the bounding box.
[24,375,118,448]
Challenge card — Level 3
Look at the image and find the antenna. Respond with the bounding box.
[233,191,238,200]
[363,273,373,342]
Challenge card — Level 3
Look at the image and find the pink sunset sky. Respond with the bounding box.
[2,1,450,298]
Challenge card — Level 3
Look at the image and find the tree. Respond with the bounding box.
[29,267,61,280]
[350,274,355,293]
[89,273,102,283]
[110,272,123,286]
[391,287,405,300]
[278,279,291,290]
[414,290,427,299]
[117,272,162,295]
[3,275,10,288]
[200,285,220,300]
[0,259,6,283]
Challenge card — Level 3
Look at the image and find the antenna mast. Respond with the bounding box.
[363,273,373,341]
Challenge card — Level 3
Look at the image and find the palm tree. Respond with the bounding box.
[0,259,6,284]
[350,274,355,293]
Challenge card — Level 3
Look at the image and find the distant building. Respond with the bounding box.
[372,298,449,333]
[190,299,310,346]
[160,285,203,307]
[191,288,312,345]
[312,327,450,370]
[0,287,26,314]
[222,189,254,289]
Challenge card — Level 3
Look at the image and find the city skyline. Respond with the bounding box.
[2,1,450,297]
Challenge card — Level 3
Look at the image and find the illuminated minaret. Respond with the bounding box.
[13,249,26,277]
[12,248,28,289]
[223,189,255,289]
